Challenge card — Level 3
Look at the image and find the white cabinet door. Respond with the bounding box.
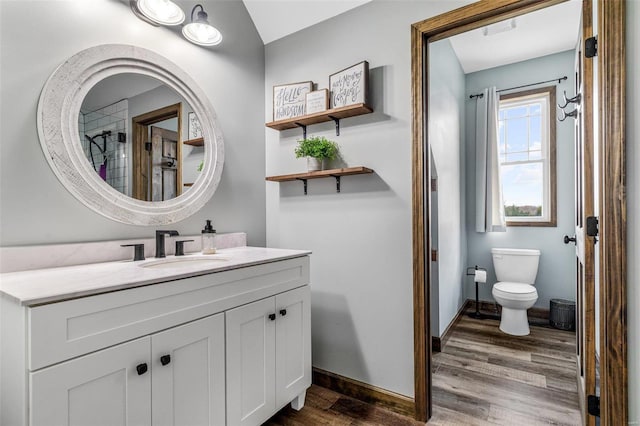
[275,286,311,409]
[30,337,151,426]
[226,297,276,426]
[151,314,225,426]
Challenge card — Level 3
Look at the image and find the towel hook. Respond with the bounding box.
[558,90,582,109]
[558,108,578,122]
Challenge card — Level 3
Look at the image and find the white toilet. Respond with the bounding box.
[491,248,541,336]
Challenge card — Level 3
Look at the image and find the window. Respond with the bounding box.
[498,86,556,226]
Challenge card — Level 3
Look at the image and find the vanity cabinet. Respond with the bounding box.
[226,286,311,426]
[1,254,311,426]
[30,313,226,426]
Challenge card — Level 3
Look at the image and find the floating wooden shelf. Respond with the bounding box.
[265,103,373,138]
[266,166,373,195]
[184,137,204,146]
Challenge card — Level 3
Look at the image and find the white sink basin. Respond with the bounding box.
[139,256,229,269]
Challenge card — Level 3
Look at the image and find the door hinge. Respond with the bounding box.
[431,178,437,192]
[431,249,437,262]
[586,216,599,238]
[585,36,598,58]
[587,395,600,417]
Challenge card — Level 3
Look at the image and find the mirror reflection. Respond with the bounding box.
[79,73,204,201]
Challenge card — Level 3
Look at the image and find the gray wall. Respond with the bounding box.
[0,0,266,246]
[265,0,472,398]
[464,51,576,309]
[626,0,639,421]
[428,39,467,336]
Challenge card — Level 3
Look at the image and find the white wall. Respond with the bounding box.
[626,0,639,421]
[265,0,472,398]
[0,0,266,246]
[464,51,576,308]
[428,39,467,336]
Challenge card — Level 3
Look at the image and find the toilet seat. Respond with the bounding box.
[493,282,538,301]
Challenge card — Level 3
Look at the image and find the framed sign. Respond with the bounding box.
[188,112,202,139]
[305,89,329,115]
[273,81,312,121]
[329,61,369,108]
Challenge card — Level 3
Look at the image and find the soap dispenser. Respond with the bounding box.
[201,220,216,254]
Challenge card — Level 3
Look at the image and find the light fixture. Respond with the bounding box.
[182,4,223,46]
[131,0,185,26]
[482,19,517,36]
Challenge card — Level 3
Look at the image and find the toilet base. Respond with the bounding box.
[499,306,531,336]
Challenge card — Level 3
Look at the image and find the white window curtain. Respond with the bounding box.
[475,87,506,233]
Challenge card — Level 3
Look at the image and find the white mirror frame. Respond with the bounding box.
[37,44,224,225]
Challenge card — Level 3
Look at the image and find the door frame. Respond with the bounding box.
[132,102,183,200]
[410,0,627,423]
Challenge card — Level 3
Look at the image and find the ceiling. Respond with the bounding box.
[448,0,583,73]
[242,0,371,45]
[239,0,581,73]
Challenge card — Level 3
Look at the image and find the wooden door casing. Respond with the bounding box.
[411,0,627,423]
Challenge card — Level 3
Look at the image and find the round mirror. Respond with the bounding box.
[37,45,224,225]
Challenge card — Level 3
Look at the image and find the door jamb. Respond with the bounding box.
[410,0,626,423]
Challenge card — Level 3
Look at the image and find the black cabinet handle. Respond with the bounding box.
[279,309,287,316]
[268,313,276,321]
[160,355,171,366]
[136,363,148,375]
[564,235,577,245]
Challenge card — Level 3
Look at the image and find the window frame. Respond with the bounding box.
[499,85,557,227]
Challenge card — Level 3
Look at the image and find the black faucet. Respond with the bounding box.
[155,230,179,258]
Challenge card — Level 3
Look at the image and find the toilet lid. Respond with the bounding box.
[493,282,538,301]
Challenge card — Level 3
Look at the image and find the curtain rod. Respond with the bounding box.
[468,76,568,99]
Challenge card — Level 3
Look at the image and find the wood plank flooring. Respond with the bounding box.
[429,315,581,425]
[267,315,580,425]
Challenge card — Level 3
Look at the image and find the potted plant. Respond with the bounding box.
[294,136,339,172]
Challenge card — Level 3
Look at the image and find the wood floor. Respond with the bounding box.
[430,315,581,425]
[267,315,580,425]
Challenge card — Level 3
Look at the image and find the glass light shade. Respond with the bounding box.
[136,0,185,26]
[182,23,223,46]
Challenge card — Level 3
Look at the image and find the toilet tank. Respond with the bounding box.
[491,248,540,284]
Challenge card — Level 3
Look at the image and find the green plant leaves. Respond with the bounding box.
[294,136,339,160]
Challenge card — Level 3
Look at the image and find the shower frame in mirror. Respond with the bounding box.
[37,44,224,225]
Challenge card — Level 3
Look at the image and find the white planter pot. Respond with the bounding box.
[307,157,325,172]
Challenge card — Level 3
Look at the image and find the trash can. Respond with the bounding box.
[549,299,576,331]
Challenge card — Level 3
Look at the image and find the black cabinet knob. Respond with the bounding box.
[160,354,171,366]
[136,363,148,375]
[268,313,276,321]
[564,235,577,245]
[279,309,287,316]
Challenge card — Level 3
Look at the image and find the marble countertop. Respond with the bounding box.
[0,246,311,306]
